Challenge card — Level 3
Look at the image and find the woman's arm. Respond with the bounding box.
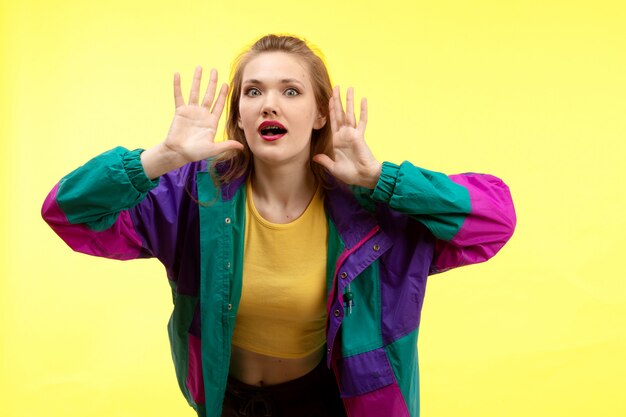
[42,67,241,262]
[369,161,516,273]
[41,147,196,262]
[42,147,156,260]
[314,86,516,273]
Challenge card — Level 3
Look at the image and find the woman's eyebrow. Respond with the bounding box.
[243,78,305,87]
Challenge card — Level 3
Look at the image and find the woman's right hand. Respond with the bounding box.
[141,66,244,179]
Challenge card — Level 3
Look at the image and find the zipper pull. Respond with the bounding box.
[344,284,354,315]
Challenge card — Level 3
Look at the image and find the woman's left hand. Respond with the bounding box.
[313,86,382,189]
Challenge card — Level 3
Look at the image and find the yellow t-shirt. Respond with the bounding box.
[231,181,328,358]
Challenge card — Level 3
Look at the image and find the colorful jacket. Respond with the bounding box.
[41,147,516,417]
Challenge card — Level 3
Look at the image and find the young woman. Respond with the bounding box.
[42,35,516,417]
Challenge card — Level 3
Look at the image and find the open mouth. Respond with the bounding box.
[259,126,287,136]
[258,121,288,141]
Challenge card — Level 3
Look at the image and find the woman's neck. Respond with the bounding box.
[250,158,317,224]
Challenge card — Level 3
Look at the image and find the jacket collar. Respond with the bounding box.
[214,161,380,249]
[214,160,247,201]
[323,181,380,249]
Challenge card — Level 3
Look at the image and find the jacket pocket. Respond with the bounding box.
[335,348,395,397]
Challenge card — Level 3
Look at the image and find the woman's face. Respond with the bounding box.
[238,52,326,167]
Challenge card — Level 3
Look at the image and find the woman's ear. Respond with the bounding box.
[313,113,327,130]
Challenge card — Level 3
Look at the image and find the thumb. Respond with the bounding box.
[312,154,335,174]
[208,139,244,157]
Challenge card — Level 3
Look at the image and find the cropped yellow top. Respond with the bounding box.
[230,181,328,358]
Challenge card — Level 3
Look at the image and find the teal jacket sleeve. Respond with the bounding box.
[370,161,516,273]
[41,147,160,260]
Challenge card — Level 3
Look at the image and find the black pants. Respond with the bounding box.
[221,359,347,417]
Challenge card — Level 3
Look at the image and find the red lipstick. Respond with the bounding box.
[258,121,287,141]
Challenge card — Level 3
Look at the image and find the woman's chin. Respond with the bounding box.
[250,148,311,169]
[247,138,311,168]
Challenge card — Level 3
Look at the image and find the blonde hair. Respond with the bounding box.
[214,34,334,186]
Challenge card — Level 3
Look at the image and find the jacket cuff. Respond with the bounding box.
[370,161,400,202]
[123,148,160,193]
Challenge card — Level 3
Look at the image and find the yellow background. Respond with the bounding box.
[2,0,625,416]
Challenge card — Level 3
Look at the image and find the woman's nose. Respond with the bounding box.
[262,107,277,116]
[261,93,279,116]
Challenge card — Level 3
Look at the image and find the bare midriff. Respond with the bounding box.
[229,344,326,387]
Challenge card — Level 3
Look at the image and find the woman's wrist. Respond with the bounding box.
[140,142,187,179]
[360,162,382,189]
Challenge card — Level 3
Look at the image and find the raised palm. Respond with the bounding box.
[164,66,242,163]
[313,86,381,189]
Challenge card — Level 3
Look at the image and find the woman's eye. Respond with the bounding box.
[285,88,300,97]
[245,88,261,97]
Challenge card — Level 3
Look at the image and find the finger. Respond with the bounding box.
[333,86,345,126]
[173,72,184,108]
[201,68,218,108]
[346,87,356,127]
[328,96,338,133]
[312,154,336,174]
[357,97,368,135]
[211,83,229,116]
[188,66,202,105]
